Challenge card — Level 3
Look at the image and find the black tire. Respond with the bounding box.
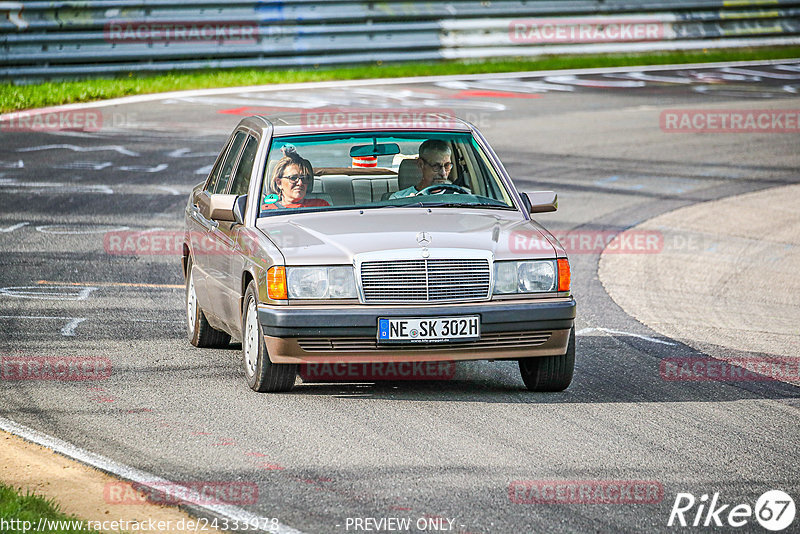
[242,281,297,392]
[185,257,231,348]
[519,326,575,392]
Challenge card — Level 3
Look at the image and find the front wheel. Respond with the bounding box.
[186,258,230,348]
[242,282,297,392]
[519,327,575,392]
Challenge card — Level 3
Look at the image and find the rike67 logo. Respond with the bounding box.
[668,490,795,531]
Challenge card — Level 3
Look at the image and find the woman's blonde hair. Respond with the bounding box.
[269,145,314,197]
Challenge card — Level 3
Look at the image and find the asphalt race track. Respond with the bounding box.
[1,60,799,533]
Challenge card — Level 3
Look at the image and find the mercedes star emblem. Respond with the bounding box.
[416,232,432,247]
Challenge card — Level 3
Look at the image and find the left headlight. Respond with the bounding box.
[287,266,357,299]
[493,260,557,294]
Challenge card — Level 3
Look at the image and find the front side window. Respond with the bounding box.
[208,131,247,195]
[256,131,515,216]
[229,135,259,197]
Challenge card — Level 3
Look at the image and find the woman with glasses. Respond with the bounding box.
[263,146,331,210]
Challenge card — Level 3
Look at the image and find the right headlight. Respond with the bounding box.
[493,260,557,294]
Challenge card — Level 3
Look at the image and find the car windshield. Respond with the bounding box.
[257,131,515,217]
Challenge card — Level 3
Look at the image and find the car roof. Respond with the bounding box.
[242,113,474,136]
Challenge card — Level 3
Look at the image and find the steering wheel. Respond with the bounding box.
[416,183,470,195]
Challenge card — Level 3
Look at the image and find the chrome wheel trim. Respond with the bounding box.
[244,297,259,378]
[187,271,197,336]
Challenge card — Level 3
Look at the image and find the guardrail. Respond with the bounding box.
[2,1,799,82]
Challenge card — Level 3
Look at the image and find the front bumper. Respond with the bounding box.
[258,297,575,364]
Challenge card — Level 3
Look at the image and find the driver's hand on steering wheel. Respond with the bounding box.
[418,182,471,195]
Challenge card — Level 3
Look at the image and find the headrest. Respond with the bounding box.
[398,159,422,190]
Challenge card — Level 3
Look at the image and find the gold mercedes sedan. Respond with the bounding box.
[183,114,575,392]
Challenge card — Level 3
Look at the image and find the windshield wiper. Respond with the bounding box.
[405,201,514,209]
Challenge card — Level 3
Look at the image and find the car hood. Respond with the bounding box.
[255,208,557,265]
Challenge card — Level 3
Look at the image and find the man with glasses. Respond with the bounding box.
[390,139,463,199]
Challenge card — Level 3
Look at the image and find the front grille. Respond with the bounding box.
[360,259,490,303]
[297,331,552,352]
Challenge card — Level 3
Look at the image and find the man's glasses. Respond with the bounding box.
[420,157,453,174]
[281,173,311,183]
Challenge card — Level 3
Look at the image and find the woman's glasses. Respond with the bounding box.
[281,173,311,183]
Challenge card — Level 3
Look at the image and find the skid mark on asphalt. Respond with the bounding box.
[154,185,181,195]
[0,179,114,194]
[0,285,98,300]
[35,224,129,234]
[593,174,709,195]
[36,280,183,289]
[256,463,286,471]
[17,144,139,156]
[0,159,24,168]
[194,163,214,175]
[168,148,219,158]
[118,163,168,173]
[53,161,113,170]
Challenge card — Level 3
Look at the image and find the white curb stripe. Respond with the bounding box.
[0,416,306,534]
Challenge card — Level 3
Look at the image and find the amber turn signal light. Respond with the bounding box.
[557,258,570,292]
[267,266,288,300]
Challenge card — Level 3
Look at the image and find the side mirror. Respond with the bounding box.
[521,191,558,214]
[205,194,238,222]
[233,195,247,225]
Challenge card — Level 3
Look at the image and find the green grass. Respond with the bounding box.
[1,46,799,113]
[0,482,104,534]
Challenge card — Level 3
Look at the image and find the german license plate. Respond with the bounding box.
[377,316,480,343]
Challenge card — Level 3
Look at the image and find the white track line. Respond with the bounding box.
[577,327,677,346]
[0,416,306,534]
[0,59,797,121]
[0,222,29,233]
[59,318,86,337]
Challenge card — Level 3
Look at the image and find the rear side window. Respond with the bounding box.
[207,131,247,194]
[229,135,259,196]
